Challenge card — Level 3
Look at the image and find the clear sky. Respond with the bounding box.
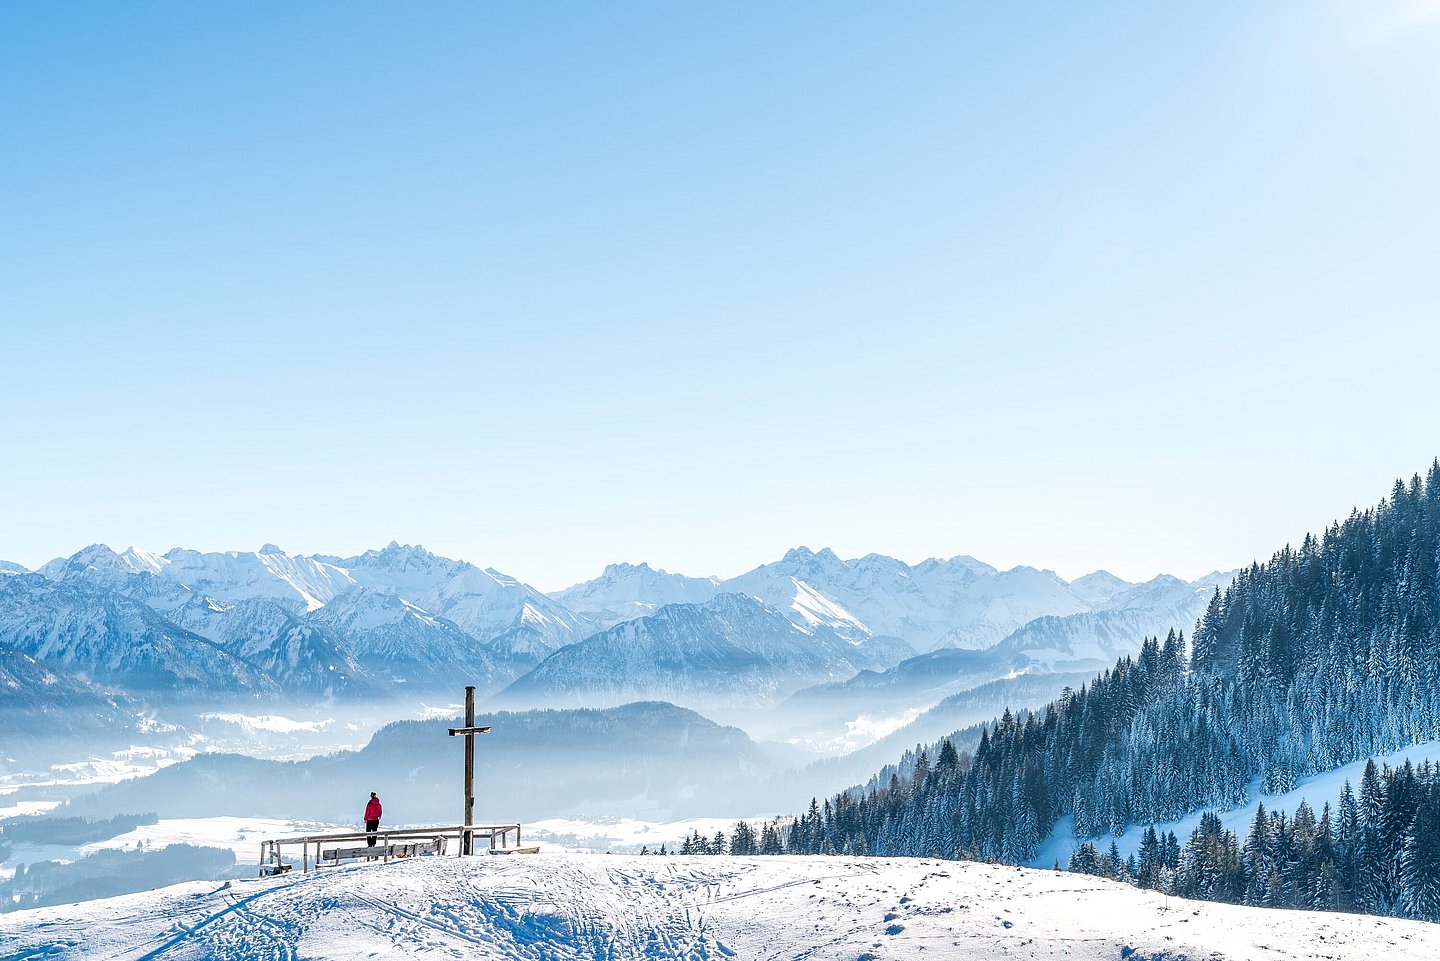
[2,1,1438,591]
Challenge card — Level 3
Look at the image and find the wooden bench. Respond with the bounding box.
[321,837,447,863]
[262,823,532,874]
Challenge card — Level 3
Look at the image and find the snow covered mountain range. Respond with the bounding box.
[0,542,584,703]
[0,541,1224,728]
[557,546,1224,654]
[494,593,913,710]
[545,551,1226,724]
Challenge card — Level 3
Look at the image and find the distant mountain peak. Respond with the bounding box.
[600,561,655,577]
[258,543,285,555]
[1067,570,1136,607]
[45,543,167,577]
[552,560,723,630]
[348,542,446,571]
[912,554,998,578]
[781,545,841,562]
[375,540,436,558]
[70,543,124,566]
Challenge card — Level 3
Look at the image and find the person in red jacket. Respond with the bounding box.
[364,792,382,847]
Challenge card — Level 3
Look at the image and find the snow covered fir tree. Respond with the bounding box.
[764,463,1440,922]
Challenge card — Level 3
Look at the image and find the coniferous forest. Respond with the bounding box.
[1066,758,1440,920]
[747,463,1440,920]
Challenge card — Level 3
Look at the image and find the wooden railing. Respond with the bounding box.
[259,823,533,875]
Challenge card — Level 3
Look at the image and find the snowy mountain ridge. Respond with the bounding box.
[552,561,722,629]
[3,540,1212,720]
[496,592,912,710]
[13,541,590,700]
[560,545,1216,653]
[0,573,276,696]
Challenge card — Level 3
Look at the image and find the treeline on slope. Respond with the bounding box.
[778,464,1440,874]
[0,812,157,846]
[647,740,972,858]
[1067,758,1440,922]
[576,753,1440,925]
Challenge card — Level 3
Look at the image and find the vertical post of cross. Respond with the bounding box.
[463,685,475,854]
[447,685,491,857]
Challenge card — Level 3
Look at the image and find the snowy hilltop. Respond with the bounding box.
[3,852,1436,960]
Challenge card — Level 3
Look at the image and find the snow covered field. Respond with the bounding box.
[0,744,195,798]
[1030,740,1440,868]
[4,852,1437,960]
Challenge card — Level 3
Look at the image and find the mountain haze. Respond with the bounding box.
[496,593,909,710]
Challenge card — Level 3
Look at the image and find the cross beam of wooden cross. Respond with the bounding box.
[447,685,492,855]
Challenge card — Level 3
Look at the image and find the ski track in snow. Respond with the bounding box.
[2,853,1437,961]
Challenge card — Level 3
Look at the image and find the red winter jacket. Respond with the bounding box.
[364,797,382,821]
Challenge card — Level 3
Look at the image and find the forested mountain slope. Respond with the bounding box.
[793,463,1440,873]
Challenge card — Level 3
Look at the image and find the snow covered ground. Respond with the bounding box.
[0,798,61,820]
[1030,740,1440,868]
[3,852,1437,960]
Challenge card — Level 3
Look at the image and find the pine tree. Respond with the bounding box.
[729,821,757,856]
[1337,781,1361,907]
[1137,826,1162,889]
[1242,803,1271,905]
[759,821,783,856]
[936,738,960,774]
[1069,842,1101,876]
[1359,760,1391,912]
[1400,792,1440,920]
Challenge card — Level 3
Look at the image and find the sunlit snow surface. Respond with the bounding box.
[4,854,1436,960]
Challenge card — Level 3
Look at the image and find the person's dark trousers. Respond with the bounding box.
[366,819,379,847]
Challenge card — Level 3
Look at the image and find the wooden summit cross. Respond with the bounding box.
[447,685,491,856]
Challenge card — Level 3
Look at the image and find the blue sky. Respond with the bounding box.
[2,1,1438,590]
